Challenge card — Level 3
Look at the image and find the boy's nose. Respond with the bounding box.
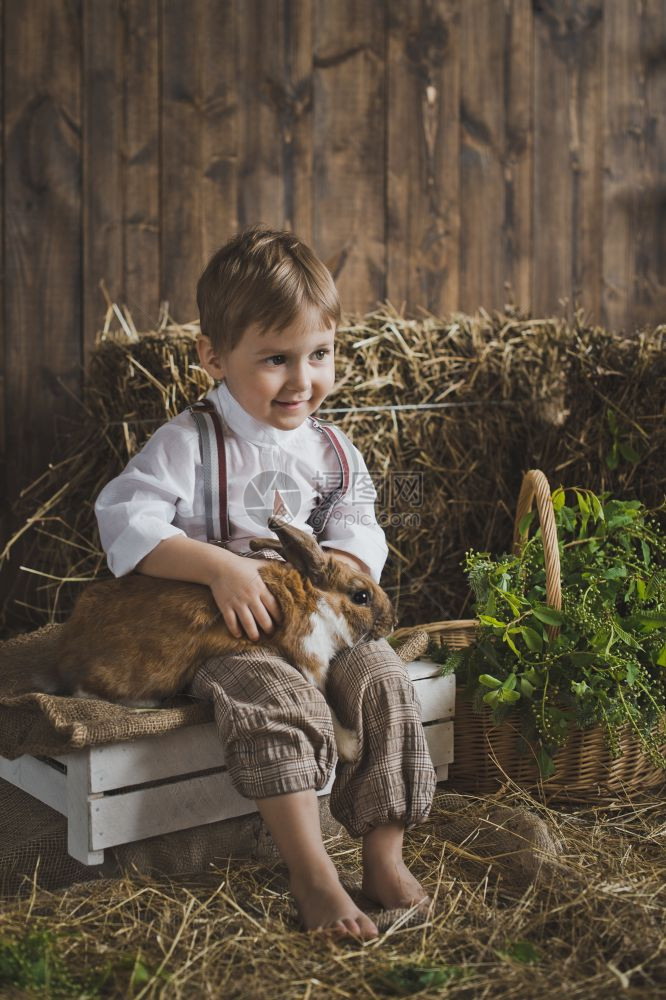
[286,365,311,393]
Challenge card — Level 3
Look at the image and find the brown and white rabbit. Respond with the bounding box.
[31,517,396,761]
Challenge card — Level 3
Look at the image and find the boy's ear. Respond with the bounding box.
[197,335,225,380]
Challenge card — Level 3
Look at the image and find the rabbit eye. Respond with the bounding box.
[351,589,369,605]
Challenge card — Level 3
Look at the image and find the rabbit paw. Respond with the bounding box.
[330,709,360,762]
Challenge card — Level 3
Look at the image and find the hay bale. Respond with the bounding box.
[2,302,665,634]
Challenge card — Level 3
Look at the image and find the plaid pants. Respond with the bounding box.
[187,639,436,838]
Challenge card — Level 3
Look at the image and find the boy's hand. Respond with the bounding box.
[210,556,282,642]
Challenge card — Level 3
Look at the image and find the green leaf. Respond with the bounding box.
[607,513,636,531]
[520,677,535,697]
[532,605,565,626]
[574,490,590,515]
[641,540,651,569]
[606,409,618,434]
[590,492,604,521]
[479,639,502,669]
[373,962,465,995]
[536,746,555,778]
[601,565,627,579]
[551,487,565,511]
[569,651,596,667]
[536,747,555,778]
[656,645,666,668]
[130,957,152,988]
[503,631,521,657]
[636,577,647,601]
[501,940,542,965]
[479,674,502,689]
[618,440,640,463]
[606,442,619,470]
[479,614,507,629]
[499,689,520,703]
[502,672,517,691]
[632,613,666,634]
[521,626,543,652]
[518,510,534,537]
[612,618,641,648]
[483,689,500,706]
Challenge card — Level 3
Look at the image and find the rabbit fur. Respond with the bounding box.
[32,517,396,761]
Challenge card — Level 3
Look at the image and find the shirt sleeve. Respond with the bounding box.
[94,416,199,577]
[317,439,388,584]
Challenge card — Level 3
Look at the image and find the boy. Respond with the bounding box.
[95,225,436,939]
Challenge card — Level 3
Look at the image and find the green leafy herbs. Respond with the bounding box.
[457,489,666,777]
[371,961,466,995]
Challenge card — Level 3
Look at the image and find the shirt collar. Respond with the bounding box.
[211,380,311,447]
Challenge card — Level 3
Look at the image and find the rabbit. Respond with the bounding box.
[30,517,397,761]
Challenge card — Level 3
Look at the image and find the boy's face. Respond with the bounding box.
[197,310,336,429]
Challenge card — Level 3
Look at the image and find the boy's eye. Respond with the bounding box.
[265,349,332,366]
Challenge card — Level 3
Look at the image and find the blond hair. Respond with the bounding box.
[197,224,341,353]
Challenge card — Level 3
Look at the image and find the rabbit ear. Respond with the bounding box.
[267,516,329,587]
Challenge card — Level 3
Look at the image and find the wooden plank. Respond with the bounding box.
[83,0,123,348]
[459,0,506,313]
[3,0,82,505]
[161,0,240,322]
[424,719,454,766]
[83,723,227,792]
[313,0,386,310]
[502,0,533,313]
[89,766,335,851]
[386,0,460,316]
[280,0,316,239]
[122,0,160,331]
[236,0,281,232]
[0,754,67,815]
[533,1,603,323]
[404,657,444,681]
[602,0,666,331]
[83,0,160,351]
[413,674,456,723]
[66,752,105,864]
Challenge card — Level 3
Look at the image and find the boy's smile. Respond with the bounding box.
[197,310,336,430]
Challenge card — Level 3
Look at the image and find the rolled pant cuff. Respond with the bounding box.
[330,767,437,838]
[226,749,334,802]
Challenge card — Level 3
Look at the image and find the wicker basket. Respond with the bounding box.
[393,469,666,800]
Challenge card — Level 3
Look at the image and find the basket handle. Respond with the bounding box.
[512,469,562,637]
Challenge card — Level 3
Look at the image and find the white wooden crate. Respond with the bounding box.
[0,660,454,865]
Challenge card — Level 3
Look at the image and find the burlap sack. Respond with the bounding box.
[0,624,213,760]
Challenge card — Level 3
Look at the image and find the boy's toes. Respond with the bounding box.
[325,915,378,941]
[357,913,379,939]
[340,915,379,940]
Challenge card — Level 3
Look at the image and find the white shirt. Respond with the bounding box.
[95,380,389,583]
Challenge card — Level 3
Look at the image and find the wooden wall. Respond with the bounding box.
[1,0,665,538]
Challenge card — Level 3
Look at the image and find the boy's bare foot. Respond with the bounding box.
[291,857,379,939]
[254,789,378,939]
[361,855,429,911]
[362,822,430,911]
